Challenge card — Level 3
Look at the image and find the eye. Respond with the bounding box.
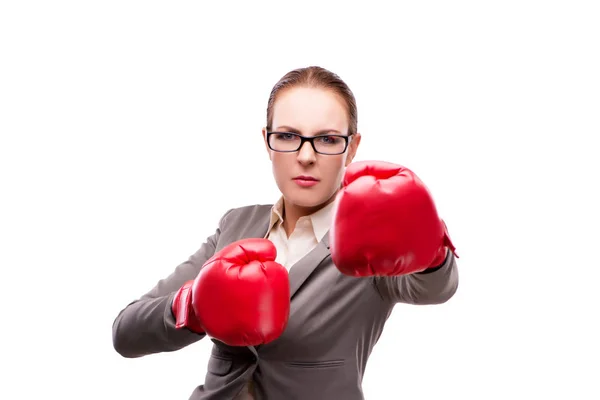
[274,132,296,141]
[316,135,341,145]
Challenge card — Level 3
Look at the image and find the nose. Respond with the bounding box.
[296,141,316,165]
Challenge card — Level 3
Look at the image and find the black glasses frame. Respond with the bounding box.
[266,131,353,155]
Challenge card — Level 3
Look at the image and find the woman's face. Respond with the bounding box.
[263,86,361,211]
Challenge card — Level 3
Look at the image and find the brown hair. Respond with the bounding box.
[266,66,358,135]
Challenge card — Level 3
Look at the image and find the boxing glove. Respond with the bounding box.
[330,160,457,277]
[172,238,290,347]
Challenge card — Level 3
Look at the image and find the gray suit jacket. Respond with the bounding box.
[112,204,459,399]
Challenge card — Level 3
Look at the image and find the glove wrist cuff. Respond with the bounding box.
[172,281,205,333]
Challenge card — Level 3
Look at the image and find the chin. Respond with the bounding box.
[285,187,337,209]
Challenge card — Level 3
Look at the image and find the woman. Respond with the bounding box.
[112,66,459,399]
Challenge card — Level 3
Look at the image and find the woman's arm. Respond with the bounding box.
[112,209,232,358]
[373,250,459,305]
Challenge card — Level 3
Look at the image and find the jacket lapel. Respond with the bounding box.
[288,231,331,300]
[249,208,272,239]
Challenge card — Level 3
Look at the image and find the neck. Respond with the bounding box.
[282,193,337,237]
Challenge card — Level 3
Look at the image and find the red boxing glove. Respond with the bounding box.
[330,161,457,277]
[172,238,290,346]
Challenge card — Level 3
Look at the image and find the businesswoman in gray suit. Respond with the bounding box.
[112,65,459,399]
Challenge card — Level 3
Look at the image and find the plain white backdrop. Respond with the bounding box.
[1,1,599,399]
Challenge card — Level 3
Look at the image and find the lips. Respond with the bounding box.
[293,175,320,188]
[293,175,319,181]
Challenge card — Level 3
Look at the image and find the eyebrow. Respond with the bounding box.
[274,126,343,135]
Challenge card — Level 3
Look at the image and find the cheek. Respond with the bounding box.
[271,154,292,179]
[322,156,347,183]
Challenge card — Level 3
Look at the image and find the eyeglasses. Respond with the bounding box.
[266,131,352,155]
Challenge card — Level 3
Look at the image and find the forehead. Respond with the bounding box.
[272,87,348,134]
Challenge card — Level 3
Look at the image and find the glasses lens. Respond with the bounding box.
[269,132,301,152]
[313,135,347,154]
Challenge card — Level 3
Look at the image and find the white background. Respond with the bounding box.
[1,1,599,399]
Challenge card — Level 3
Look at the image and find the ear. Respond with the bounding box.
[262,127,272,161]
[345,132,361,166]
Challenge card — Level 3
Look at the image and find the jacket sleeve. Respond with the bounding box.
[112,209,232,358]
[373,249,459,305]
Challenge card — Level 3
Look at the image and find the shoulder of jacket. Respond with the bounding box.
[219,203,273,224]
